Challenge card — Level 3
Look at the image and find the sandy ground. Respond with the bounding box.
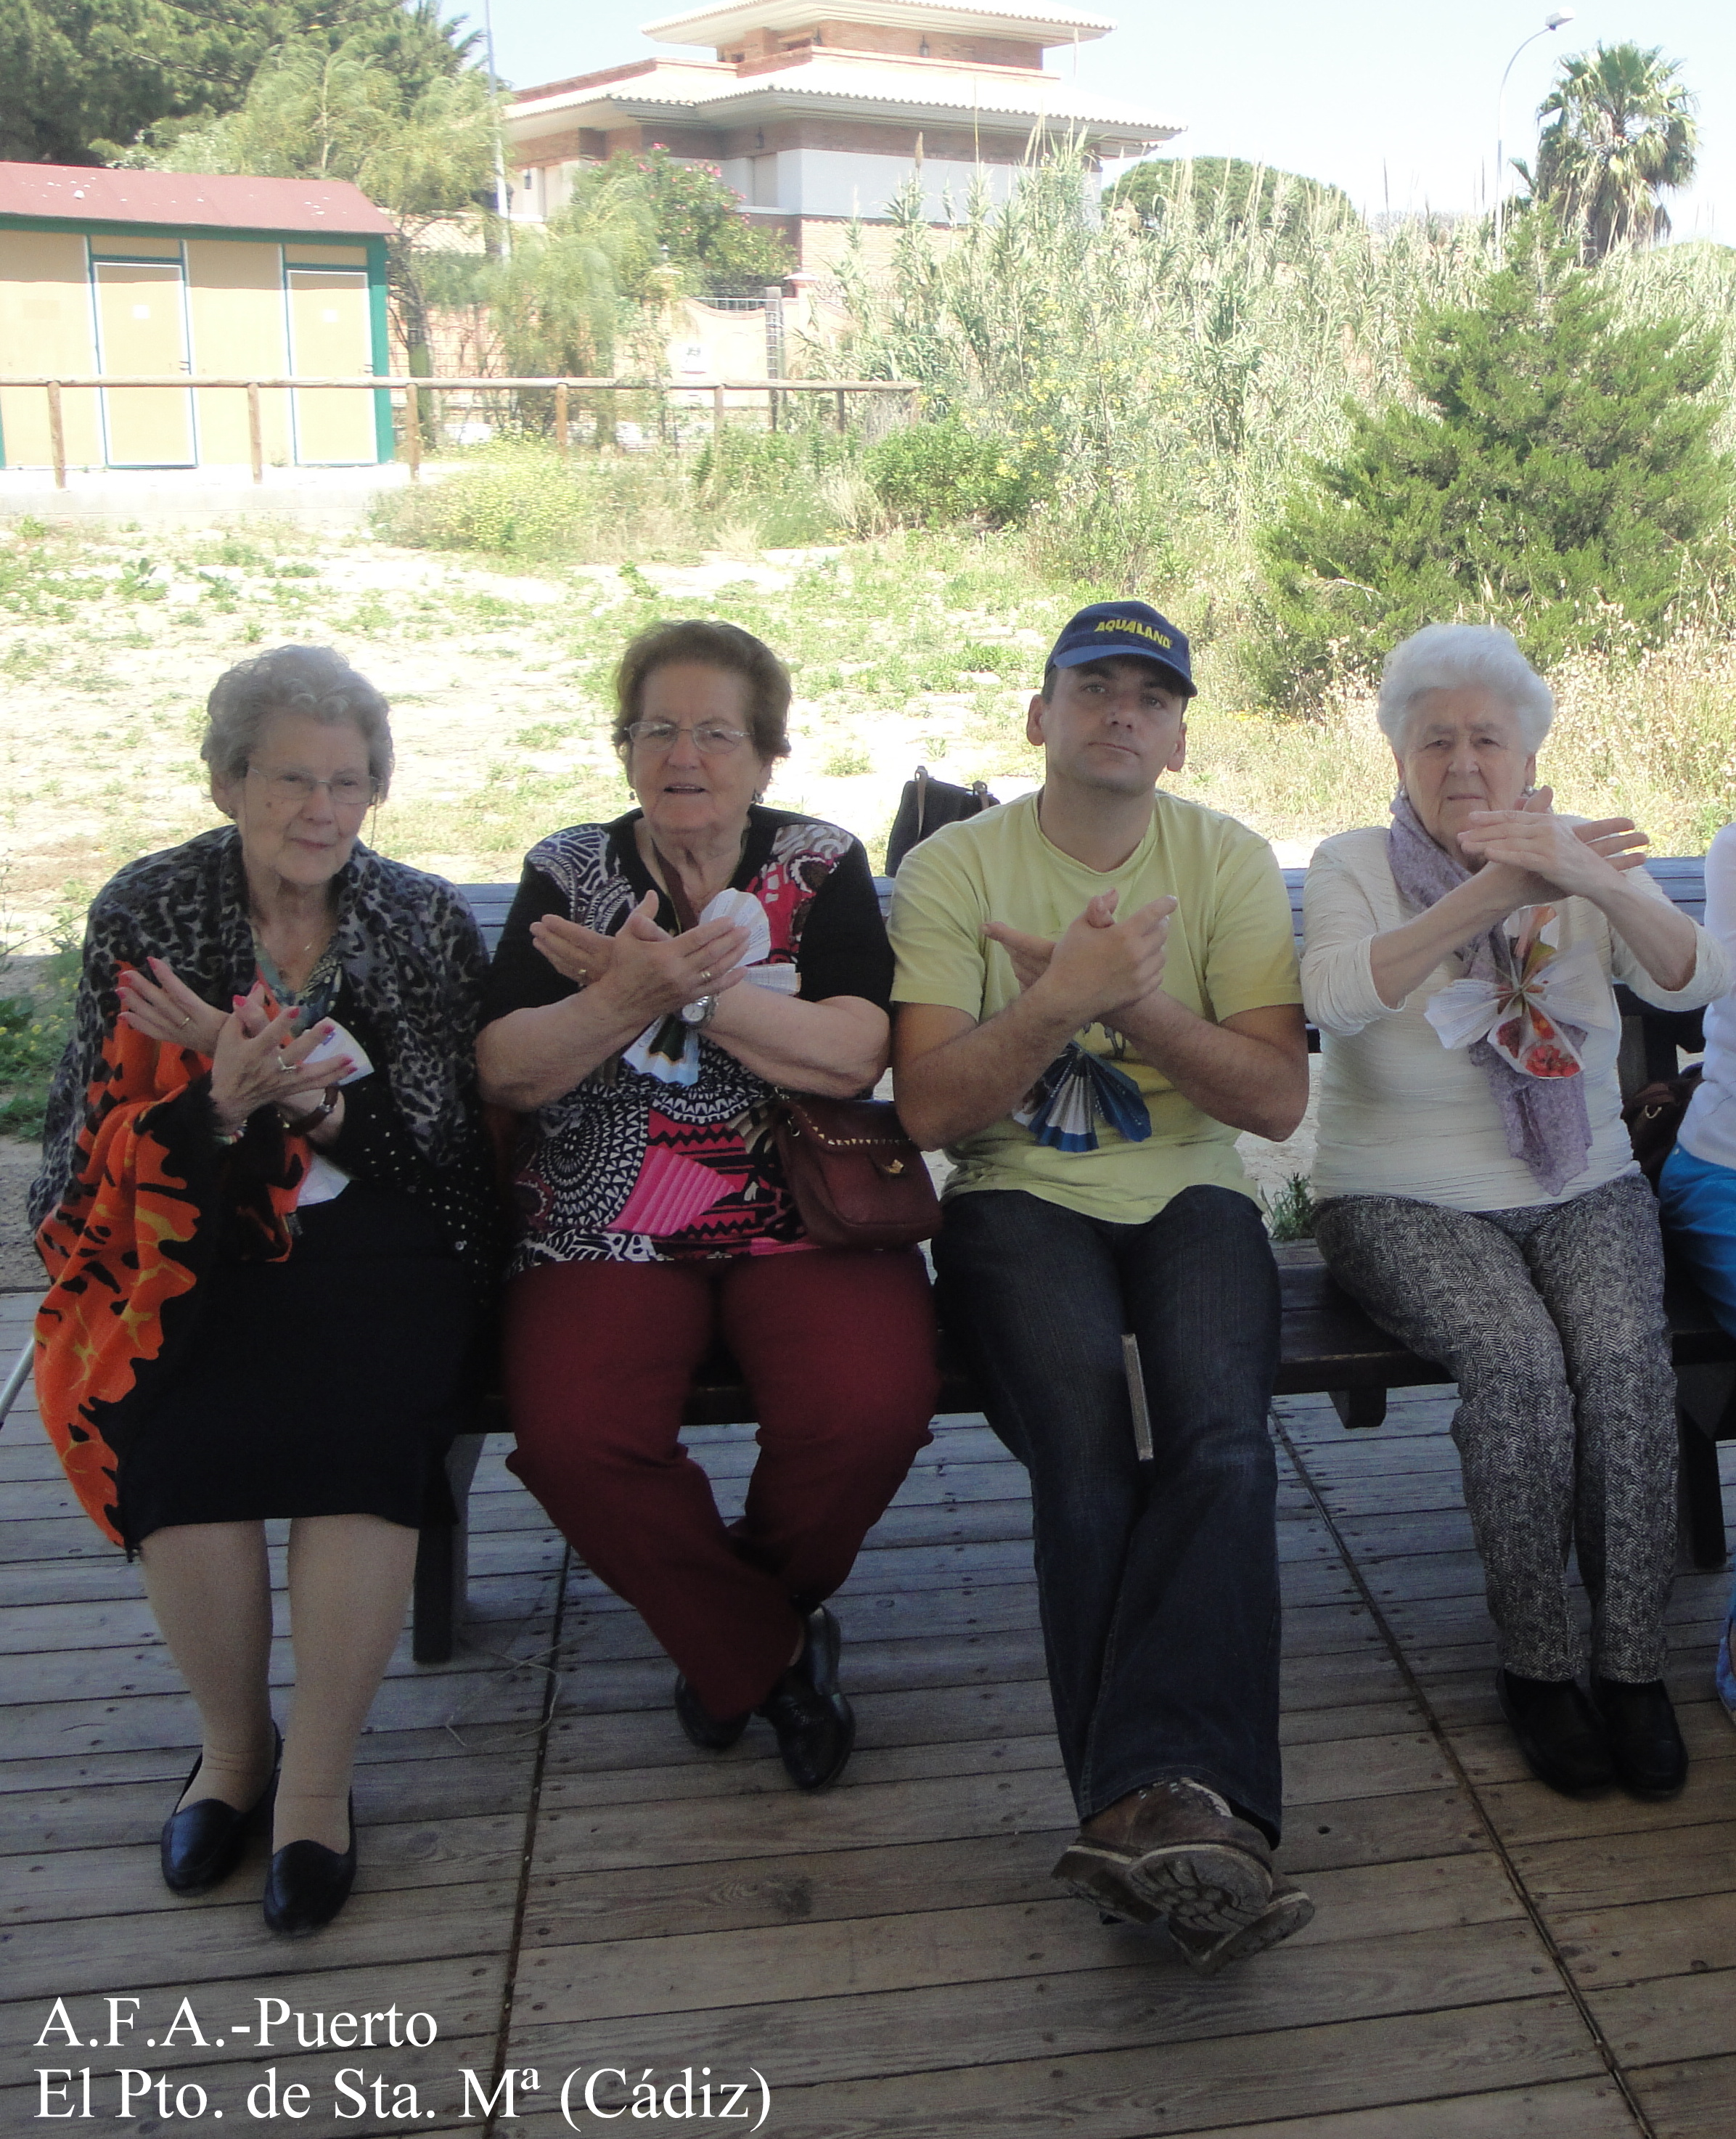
[0,1140,42,1294]
[1,528,1322,955]
[0,526,1319,1280]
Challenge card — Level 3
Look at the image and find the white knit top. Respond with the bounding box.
[1303,826,1729,1212]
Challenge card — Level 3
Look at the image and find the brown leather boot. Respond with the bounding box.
[1052,1778,1274,1935]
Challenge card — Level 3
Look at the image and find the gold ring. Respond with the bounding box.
[698,968,713,986]
[180,1015,193,1030]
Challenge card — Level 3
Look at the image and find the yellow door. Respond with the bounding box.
[92,261,195,466]
[287,269,375,464]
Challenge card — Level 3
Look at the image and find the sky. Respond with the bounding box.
[462,0,1736,243]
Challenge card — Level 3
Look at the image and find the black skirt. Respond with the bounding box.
[118,1182,475,1545]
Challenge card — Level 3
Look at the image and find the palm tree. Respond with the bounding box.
[1519,42,1698,261]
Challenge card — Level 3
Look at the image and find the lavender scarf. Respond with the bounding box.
[1386,790,1592,1197]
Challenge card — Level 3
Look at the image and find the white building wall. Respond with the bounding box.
[521,144,1099,228]
[783,147,1026,220]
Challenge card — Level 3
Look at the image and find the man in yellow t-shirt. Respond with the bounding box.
[890,599,1310,1973]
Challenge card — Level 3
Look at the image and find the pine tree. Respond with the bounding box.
[1256,232,1731,709]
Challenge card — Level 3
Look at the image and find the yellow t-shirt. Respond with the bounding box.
[888,790,1302,1222]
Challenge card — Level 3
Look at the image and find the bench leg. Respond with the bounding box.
[413,1431,487,1665]
[1679,1408,1728,1573]
[1328,1386,1388,1431]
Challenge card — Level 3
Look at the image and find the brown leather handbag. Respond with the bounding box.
[769,1094,940,1250]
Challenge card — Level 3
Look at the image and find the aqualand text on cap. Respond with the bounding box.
[1046,601,1196,698]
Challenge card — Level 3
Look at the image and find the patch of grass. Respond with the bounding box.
[513,720,584,749]
[1263,1173,1318,1243]
[0,949,76,1137]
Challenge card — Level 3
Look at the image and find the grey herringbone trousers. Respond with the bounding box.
[1314,1174,1677,1682]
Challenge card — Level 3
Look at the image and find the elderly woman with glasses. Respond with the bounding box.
[477,618,936,1792]
[1301,622,1727,1804]
[31,645,494,1935]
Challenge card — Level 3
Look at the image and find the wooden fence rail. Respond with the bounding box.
[1,375,920,488]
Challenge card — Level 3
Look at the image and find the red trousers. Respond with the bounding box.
[503,1248,938,1717]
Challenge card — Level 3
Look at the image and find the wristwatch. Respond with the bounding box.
[679,994,718,1028]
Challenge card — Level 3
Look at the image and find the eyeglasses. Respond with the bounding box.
[623,721,751,757]
[247,766,377,810]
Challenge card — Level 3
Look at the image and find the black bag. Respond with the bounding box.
[886,765,996,874]
[1623,1066,1703,1187]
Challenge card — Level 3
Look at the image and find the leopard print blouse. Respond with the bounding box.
[31,827,496,1283]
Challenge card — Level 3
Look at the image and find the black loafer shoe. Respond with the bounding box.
[160,1730,279,1896]
[1591,1676,1687,1800]
[757,1606,854,1791]
[673,1674,751,1751]
[1497,1669,1615,1796]
[263,1798,356,1936]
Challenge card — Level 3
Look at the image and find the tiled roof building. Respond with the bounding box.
[504,1,1179,272]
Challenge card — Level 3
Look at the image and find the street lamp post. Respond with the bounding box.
[482,0,510,226]
[1494,9,1575,253]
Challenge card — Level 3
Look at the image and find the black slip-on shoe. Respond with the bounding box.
[160,1728,279,1896]
[1591,1675,1687,1800]
[1497,1669,1615,1796]
[673,1673,752,1751]
[756,1607,854,1791]
[263,1798,356,1936]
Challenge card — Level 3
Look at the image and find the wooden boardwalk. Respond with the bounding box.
[2,1277,1734,2139]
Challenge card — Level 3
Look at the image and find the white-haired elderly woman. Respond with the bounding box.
[1302,622,1728,1802]
[30,645,494,1936]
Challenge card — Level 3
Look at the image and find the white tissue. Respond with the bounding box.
[300,1021,373,1087]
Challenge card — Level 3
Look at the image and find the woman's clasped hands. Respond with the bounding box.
[1456,788,1653,905]
[536,891,750,1026]
[118,959,353,1137]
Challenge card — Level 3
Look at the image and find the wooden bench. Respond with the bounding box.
[411,862,1735,1663]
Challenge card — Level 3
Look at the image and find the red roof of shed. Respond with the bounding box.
[0,163,393,236]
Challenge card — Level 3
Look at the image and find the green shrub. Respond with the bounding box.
[1257,232,1734,708]
[691,424,854,543]
[372,446,693,562]
[864,417,1033,528]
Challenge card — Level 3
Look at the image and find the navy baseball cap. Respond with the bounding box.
[1046,600,1195,698]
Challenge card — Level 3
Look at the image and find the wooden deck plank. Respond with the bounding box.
[1154,2079,1642,2139]
[505,1917,1569,2083]
[738,2050,1635,2139]
[7,1336,1727,2133]
[1626,2053,1736,2139]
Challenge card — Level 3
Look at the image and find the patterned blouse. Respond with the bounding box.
[482,806,893,1274]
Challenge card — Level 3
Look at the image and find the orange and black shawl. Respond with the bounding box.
[33,1005,308,1545]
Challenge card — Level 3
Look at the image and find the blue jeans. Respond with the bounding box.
[1657,1140,1736,1709]
[934,1185,1283,1841]
[1658,1142,1736,1338]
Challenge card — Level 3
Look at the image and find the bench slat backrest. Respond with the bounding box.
[458,862,1710,986]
